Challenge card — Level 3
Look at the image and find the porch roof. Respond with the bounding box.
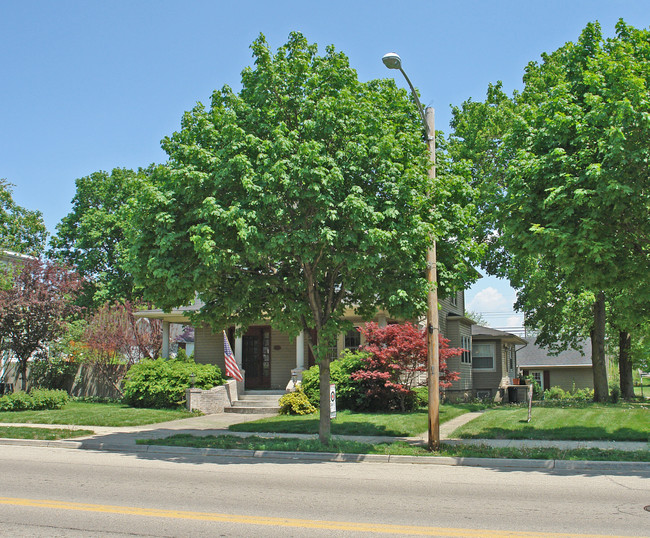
[134,302,203,323]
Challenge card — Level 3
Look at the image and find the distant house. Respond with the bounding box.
[517,337,593,392]
[467,325,527,401]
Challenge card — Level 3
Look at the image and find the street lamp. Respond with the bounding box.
[383,52,441,451]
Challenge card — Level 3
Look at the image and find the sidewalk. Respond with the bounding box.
[1,411,648,471]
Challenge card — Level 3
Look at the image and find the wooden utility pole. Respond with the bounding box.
[425,107,440,451]
[382,53,441,451]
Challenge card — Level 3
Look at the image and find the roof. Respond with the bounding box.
[471,325,527,345]
[447,313,475,326]
[134,301,204,323]
[517,337,592,368]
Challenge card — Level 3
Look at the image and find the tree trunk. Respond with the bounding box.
[318,357,331,444]
[304,325,331,445]
[590,292,608,403]
[20,360,28,392]
[618,331,635,400]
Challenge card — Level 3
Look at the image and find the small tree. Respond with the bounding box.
[81,301,162,395]
[0,258,82,390]
[351,322,460,411]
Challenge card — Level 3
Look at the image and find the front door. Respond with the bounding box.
[242,326,271,389]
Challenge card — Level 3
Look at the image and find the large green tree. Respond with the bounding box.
[450,21,650,401]
[127,33,479,442]
[0,179,47,256]
[50,168,149,307]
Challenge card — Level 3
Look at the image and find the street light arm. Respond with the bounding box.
[396,67,432,140]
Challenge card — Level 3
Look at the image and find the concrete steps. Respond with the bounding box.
[224,390,284,414]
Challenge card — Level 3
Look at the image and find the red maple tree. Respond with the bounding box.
[0,258,82,390]
[351,322,461,411]
[82,301,162,395]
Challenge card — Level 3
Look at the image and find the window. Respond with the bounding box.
[450,293,457,307]
[344,328,361,350]
[472,342,496,371]
[461,335,472,364]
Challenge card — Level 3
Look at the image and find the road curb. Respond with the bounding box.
[2,438,649,472]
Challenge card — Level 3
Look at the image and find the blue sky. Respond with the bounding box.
[1,1,647,329]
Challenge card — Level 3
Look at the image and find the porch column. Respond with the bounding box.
[377,314,388,328]
[235,328,243,368]
[162,321,170,359]
[296,331,305,370]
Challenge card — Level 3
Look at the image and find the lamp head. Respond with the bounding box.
[382,52,402,70]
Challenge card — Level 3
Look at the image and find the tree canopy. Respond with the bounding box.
[0,179,47,256]
[450,20,650,401]
[50,168,149,307]
[128,33,479,440]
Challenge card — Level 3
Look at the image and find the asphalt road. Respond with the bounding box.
[0,445,648,537]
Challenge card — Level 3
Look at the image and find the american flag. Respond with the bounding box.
[223,331,243,382]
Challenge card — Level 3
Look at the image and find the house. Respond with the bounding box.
[138,290,524,401]
[517,337,594,392]
[137,301,407,391]
[468,325,527,402]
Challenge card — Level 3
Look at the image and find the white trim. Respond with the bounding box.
[296,331,305,370]
[162,321,170,359]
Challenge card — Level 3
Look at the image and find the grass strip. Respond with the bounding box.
[451,403,649,441]
[229,404,486,437]
[138,434,650,462]
[0,401,195,427]
[0,426,94,440]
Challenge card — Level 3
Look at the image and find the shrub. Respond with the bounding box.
[174,349,193,362]
[413,386,428,407]
[122,357,224,408]
[543,386,567,400]
[351,323,462,412]
[278,388,317,415]
[525,375,543,399]
[0,389,69,411]
[543,385,595,402]
[29,355,78,391]
[301,350,366,410]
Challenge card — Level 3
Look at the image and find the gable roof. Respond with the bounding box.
[517,337,592,368]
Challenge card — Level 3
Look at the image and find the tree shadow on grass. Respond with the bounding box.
[229,417,413,437]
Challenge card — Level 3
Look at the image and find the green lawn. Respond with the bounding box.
[0,426,94,440]
[229,403,487,437]
[138,434,650,462]
[451,403,649,441]
[0,401,194,427]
